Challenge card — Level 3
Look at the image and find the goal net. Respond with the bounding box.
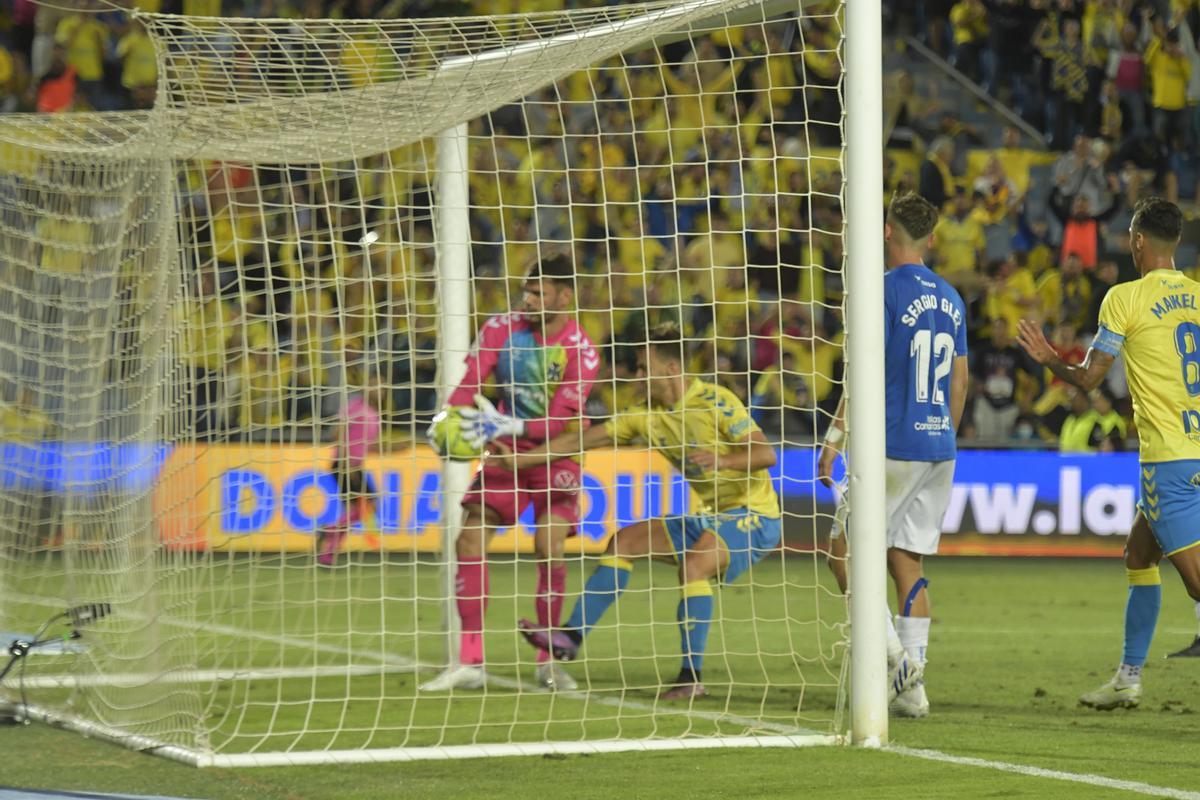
[0,0,850,765]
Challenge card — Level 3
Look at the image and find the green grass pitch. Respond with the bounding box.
[1,557,1199,799]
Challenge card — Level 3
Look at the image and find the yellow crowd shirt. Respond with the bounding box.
[1095,269,1200,463]
[605,379,780,517]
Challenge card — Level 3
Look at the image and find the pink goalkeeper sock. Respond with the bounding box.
[460,632,484,666]
[536,562,567,629]
[456,557,488,665]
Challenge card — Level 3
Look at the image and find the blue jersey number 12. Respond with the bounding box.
[911,329,955,404]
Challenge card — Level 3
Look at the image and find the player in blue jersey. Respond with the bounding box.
[819,192,970,718]
[1016,197,1200,708]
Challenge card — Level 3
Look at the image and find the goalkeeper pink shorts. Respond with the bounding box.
[463,458,581,530]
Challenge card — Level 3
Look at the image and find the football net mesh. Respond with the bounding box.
[0,0,848,764]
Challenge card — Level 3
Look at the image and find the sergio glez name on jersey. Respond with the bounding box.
[901,293,964,329]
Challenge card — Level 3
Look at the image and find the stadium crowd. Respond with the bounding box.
[1,0,1194,453]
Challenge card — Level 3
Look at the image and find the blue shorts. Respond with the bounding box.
[663,508,782,585]
[1138,460,1200,556]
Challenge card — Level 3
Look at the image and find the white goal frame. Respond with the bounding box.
[0,0,887,764]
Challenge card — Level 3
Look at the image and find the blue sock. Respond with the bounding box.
[677,580,714,681]
[565,556,632,639]
[1122,567,1162,667]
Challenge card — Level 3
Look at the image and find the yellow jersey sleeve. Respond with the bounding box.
[604,409,647,444]
[1094,283,1130,357]
[712,384,758,441]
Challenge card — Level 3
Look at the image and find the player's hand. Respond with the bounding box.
[462,393,526,446]
[485,439,519,473]
[1015,319,1056,365]
[817,444,838,489]
[687,449,720,471]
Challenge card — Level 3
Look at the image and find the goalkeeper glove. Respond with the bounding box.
[462,393,525,446]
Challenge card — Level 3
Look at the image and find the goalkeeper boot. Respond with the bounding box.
[888,651,924,703]
[316,527,346,567]
[535,662,578,692]
[891,680,929,718]
[1079,677,1142,710]
[418,664,487,692]
[1166,636,1200,658]
[518,619,580,661]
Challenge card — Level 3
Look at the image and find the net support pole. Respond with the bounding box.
[845,0,889,747]
[436,122,472,666]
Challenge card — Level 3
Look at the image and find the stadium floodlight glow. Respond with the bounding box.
[0,0,876,766]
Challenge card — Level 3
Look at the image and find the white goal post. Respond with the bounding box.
[0,0,887,765]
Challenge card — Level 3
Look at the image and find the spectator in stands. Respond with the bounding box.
[1145,21,1192,156]
[36,46,76,113]
[116,18,157,110]
[1049,180,1120,269]
[972,155,1023,224]
[983,0,1040,112]
[1038,16,1090,148]
[1107,21,1147,141]
[1037,252,1093,330]
[55,6,109,111]
[1052,135,1112,212]
[984,253,1039,333]
[1098,78,1124,143]
[919,135,957,211]
[950,0,989,83]
[932,188,986,299]
[884,69,938,149]
[971,317,1036,441]
[1059,385,1100,452]
[1090,386,1128,451]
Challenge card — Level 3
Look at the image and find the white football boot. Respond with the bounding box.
[891,680,929,718]
[418,664,487,692]
[1079,677,1142,710]
[535,661,578,691]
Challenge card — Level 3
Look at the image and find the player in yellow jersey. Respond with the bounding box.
[502,323,781,700]
[1017,197,1200,709]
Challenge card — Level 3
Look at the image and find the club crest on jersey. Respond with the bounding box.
[553,469,580,493]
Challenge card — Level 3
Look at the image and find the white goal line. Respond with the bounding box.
[16,663,412,690]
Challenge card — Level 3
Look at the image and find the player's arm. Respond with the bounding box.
[445,318,504,409]
[689,429,777,473]
[1015,319,1115,391]
[817,395,846,489]
[492,422,615,472]
[950,355,969,431]
[689,387,777,473]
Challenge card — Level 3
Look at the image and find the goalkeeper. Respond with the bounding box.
[509,323,780,700]
[420,255,599,693]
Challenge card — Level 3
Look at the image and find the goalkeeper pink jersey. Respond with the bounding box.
[341,395,381,466]
[448,312,599,452]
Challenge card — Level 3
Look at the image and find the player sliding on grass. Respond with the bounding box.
[819,191,969,718]
[419,254,599,693]
[1016,197,1200,708]
[505,322,781,700]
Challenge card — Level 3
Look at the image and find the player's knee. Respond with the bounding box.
[679,553,720,585]
[1123,543,1159,571]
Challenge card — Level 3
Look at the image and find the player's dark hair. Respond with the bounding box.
[646,321,685,365]
[525,253,576,288]
[887,192,939,241]
[1131,197,1182,243]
